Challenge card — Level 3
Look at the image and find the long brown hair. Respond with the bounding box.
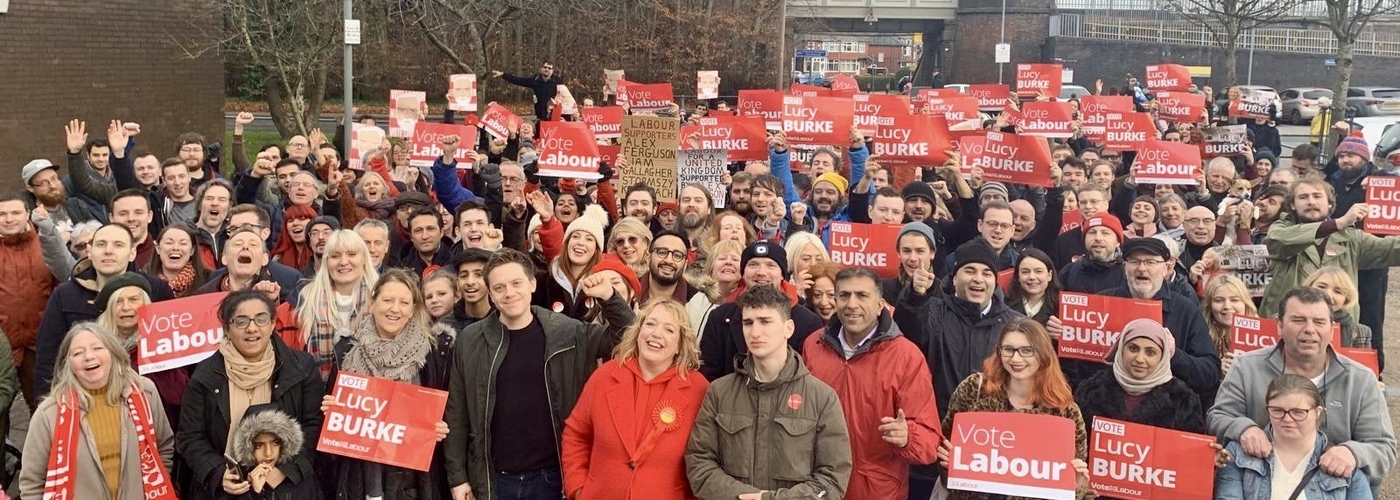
[980,318,1075,411]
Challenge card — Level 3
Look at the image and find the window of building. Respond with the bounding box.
[822,41,841,52]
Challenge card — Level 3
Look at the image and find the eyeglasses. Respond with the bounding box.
[28,178,60,188]
[652,247,687,262]
[179,147,203,154]
[289,181,317,189]
[1266,406,1314,421]
[982,221,1013,231]
[230,313,272,331]
[613,235,641,246]
[226,223,265,235]
[287,143,309,149]
[542,65,554,70]
[1125,259,1166,268]
[1184,217,1216,225]
[1000,346,1035,358]
[502,176,526,185]
[71,241,90,252]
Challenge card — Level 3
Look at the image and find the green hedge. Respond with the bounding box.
[857,76,896,92]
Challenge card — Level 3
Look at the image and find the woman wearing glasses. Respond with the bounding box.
[607,217,653,279]
[1215,374,1373,499]
[178,291,325,500]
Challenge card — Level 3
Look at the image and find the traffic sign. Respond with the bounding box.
[995,43,1011,64]
[796,49,828,58]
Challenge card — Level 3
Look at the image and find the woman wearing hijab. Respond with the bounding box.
[1073,318,1205,434]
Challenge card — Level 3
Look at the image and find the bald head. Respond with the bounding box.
[1183,205,1217,245]
[1009,199,1036,241]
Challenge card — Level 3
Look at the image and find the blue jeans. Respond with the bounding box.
[494,467,563,500]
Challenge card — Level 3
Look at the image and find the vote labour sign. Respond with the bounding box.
[783,96,854,146]
[621,82,675,112]
[738,89,785,129]
[409,122,479,168]
[1153,91,1206,123]
[962,131,1054,187]
[853,93,910,137]
[1365,176,1400,236]
[1089,417,1217,500]
[829,74,860,97]
[681,115,768,161]
[1144,64,1192,92]
[946,411,1078,500]
[479,102,522,140]
[828,222,901,278]
[137,292,228,375]
[1230,315,1280,359]
[580,106,624,140]
[790,83,831,97]
[970,84,1013,111]
[1102,112,1156,151]
[1080,96,1136,144]
[1016,63,1063,99]
[1057,292,1163,362]
[870,114,953,168]
[318,372,449,471]
[1132,140,1202,185]
[1019,102,1074,138]
[536,122,602,180]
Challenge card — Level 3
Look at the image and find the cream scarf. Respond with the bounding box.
[220,340,275,451]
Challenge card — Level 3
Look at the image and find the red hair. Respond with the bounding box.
[270,205,317,271]
[980,317,1075,411]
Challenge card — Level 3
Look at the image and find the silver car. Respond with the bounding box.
[1281,87,1334,125]
[1345,86,1400,117]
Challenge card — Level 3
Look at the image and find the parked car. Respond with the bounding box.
[1344,86,1400,117]
[1347,117,1400,165]
[1281,87,1334,125]
[1214,85,1284,121]
[1061,85,1091,100]
[943,83,970,93]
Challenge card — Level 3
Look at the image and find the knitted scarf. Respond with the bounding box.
[45,383,178,500]
[305,284,369,380]
[220,341,275,450]
[340,317,432,383]
[165,263,197,295]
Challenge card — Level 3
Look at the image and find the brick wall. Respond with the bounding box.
[0,0,223,191]
[948,13,1054,85]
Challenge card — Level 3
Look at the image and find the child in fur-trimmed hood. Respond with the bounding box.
[225,404,319,500]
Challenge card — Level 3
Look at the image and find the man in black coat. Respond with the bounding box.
[491,63,561,122]
[699,241,823,381]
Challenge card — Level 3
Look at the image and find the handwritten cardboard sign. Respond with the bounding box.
[1089,417,1217,500]
[318,372,449,471]
[620,116,680,201]
[1133,140,1202,185]
[828,222,902,278]
[946,411,1078,500]
[409,122,479,168]
[677,149,729,208]
[447,74,478,112]
[1057,292,1163,362]
[137,292,228,374]
[536,122,602,180]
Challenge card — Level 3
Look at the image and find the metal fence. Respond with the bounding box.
[1054,0,1400,18]
[1055,14,1400,57]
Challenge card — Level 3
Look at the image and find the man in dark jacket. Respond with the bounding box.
[491,63,561,122]
[1329,135,1390,368]
[392,207,454,276]
[699,241,824,381]
[196,227,303,300]
[1058,212,1126,294]
[443,248,634,500]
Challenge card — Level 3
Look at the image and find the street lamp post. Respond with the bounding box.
[778,0,788,90]
[343,0,355,157]
[998,0,1007,84]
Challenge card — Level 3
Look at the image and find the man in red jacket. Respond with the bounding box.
[802,267,942,500]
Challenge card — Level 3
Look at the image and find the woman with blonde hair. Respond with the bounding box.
[684,239,746,338]
[784,231,830,298]
[1303,266,1372,349]
[282,229,380,380]
[607,216,653,278]
[561,299,710,500]
[1202,274,1257,375]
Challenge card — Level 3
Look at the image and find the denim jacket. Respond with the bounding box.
[1215,428,1373,500]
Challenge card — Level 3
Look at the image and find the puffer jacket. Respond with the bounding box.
[684,348,852,500]
[0,225,56,364]
[442,295,635,500]
[225,404,320,500]
[1216,429,1373,500]
[1073,370,1205,435]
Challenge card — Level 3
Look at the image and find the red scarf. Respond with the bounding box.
[44,383,177,500]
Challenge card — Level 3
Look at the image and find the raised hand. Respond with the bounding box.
[440,134,461,159]
[64,119,87,154]
[579,274,617,300]
[106,119,130,153]
[527,190,554,222]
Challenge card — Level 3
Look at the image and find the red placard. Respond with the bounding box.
[680,115,768,161]
[997,268,1015,294]
[946,412,1079,500]
[137,292,228,374]
[790,83,832,97]
[1153,91,1206,123]
[1020,102,1075,138]
[624,82,675,112]
[580,106,624,140]
[1144,64,1192,92]
[739,89,785,130]
[1088,417,1217,500]
[1003,105,1023,128]
[1015,64,1063,99]
[318,372,449,472]
[1081,96,1136,144]
[409,122,479,168]
[970,84,1014,111]
[1365,176,1400,236]
[916,88,961,102]
[871,114,953,168]
[598,144,621,169]
[952,131,985,178]
[829,75,860,97]
[782,96,855,146]
[1203,125,1249,158]
[1133,140,1202,185]
[479,102,521,140]
[1057,292,1163,362]
[828,222,901,278]
[963,131,1054,187]
[536,122,602,180]
[1228,87,1276,120]
[1327,322,1381,376]
[1103,112,1157,151]
[1061,211,1084,235]
[1230,315,1280,358]
[853,93,911,137]
[921,96,982,128]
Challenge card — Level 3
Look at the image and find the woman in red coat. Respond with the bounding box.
[561,298,709,500]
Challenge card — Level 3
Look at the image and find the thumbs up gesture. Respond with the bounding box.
[910,267,936,296]
[879,408,910,448]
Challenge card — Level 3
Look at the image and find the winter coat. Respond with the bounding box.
[224,405,320,500]
[698,280,824,381]
[196,262,306,302]
[1092,286,1220,396]
[1260,215,1400,321]
[560,358,710,500]
[892,282,1025,415]
[1057,255,1126,294]
[1072,370,1205,434]
[390,237,455,277]
[802,310,942,500]
[500,72,561,119]
[0,225,57,363]
[178,336,326,500]
[442,296,636,500]
[1216,429,1373,500]
[1208,343,1396,480]
[19,377,174,500]
[684,348,852,500]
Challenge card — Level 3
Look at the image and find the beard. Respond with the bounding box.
[652,266,681,286]
[35,189,67,207]
[681,212,706,229]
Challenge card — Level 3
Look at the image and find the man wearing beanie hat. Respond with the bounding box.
[978,181,1009,205]
[1328,133,1388,347]
[892,238,1023,417]
[883,222,939,299]
[1059,211,1126,294]
[806,171,855,246]
[301,216,341,275]
[698,240,823,381]
[901,182,938,224]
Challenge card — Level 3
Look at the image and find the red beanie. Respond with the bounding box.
[589,255,641,297]
[1082,211,1124,244]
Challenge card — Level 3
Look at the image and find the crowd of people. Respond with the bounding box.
[0,65,1393,500]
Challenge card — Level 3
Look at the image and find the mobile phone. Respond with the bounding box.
[224,453,244,481]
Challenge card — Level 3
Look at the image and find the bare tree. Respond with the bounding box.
[171,0,341,139]
[1162,0,1302,87]
[1318,0,1400,121]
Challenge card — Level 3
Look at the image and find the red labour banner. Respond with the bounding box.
[536,122,602,180]
[1365,176,1400,236]
[946,412,1079,500]
[921,96,982,128]
[783,96,855,146]
[1088,417,1217,500]
[1103,111,1157,151]
[916,88,961,102]
[790,83,832,97]
[827,222,902,278]
[871,114,952,168]
[1019,102,1075,138]
[409,122,479,168]
[137,292,228,374]
[1057,292,1163,362]
[970,84,1014,111]
[580,106,624,140]
[1144,64,1192,92]
[1016,64,1063,99]
[829,75,860,97]
[479,103,521,140]
[624,82,675,112]
[739,89,786,130]
[318,372,449,472]
[1081,96,1136,144]
[680,115,768,161]
[1230,315,1280,359]
[1229,87,1276,120]
[1132,140,1202,185]
[1153,91,1206,123]
[963,131,1054,187]
[853,93,911,137]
